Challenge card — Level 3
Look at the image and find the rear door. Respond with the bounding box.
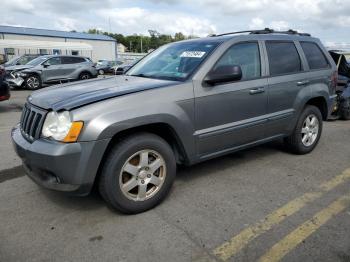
[264,41,310,137]
[61,57,84,79]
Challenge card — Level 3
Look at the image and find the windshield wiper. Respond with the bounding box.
[129,73,152,78]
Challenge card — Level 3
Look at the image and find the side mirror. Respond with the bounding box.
[43,63,50,68]
[204,65,242,85]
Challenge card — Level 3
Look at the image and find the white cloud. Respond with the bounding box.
[55,18,78,32]
[1,0,350,42]
[98,7,216,36]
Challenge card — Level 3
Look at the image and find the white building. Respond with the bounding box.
[117,43,126,54]
[0,25,117,62]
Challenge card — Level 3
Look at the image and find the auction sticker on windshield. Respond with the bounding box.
[180,51,206,58]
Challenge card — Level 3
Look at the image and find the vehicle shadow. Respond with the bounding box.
[177,139,287,182]
[37,139,288,214]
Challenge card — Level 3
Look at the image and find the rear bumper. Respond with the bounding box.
[11,125,110,195]
[328,94,338,118]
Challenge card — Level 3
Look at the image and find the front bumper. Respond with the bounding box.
[11,125,110,195]
[6,77,24,87]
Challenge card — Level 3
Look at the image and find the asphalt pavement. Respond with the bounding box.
[0,90,349,262]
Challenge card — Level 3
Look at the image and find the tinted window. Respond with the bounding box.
[46,57,61,65]
[215,42,261,80]
[61,57,86,64]
[266,42,302,76]
[301,42,329,70]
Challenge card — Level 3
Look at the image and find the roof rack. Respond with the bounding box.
[209,28,311,37]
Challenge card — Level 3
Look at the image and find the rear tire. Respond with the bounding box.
[99,133,176,214]
[284,105,323,154]
[79,72,91,80]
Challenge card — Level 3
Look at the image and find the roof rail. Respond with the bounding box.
[210,28,311,37]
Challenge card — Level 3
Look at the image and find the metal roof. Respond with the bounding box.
[0,39,93,50]
[0,25,115,42]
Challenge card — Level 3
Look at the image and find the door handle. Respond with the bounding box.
[249,87,265,95]
[297,80,310,86]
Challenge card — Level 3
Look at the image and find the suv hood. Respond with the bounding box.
[5,65,33,72]
[29,76,179,111]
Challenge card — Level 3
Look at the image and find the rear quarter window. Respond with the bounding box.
[300,42,330,70]
[266,41,302,76]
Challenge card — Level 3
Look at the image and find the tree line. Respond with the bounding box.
[86,29,197,53]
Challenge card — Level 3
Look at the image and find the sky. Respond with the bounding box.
[2,0,350,45]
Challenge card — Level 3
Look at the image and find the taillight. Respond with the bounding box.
[330,71,338,93]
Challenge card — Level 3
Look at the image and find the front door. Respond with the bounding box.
[41,57,63,82]
[194,42,268,158]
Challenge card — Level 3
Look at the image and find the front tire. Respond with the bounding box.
[284,105,323,154]
[25,75,42,90]
[99,133,176,214]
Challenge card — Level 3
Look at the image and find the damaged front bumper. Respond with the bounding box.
[6,76,25,87]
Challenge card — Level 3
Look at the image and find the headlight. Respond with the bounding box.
[42,111,83,142]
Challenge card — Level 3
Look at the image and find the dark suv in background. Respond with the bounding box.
[6,55,98,90]
[2,54,40,67]
[12,29,337,214]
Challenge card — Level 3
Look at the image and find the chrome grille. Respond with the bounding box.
[20,103,46,142]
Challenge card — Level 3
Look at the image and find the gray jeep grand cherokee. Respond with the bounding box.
[12,29,337,214]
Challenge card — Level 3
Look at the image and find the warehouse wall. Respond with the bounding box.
[1,34,116,62]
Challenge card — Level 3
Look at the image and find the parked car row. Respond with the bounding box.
[4,55,98,90]
[96,60,123,75]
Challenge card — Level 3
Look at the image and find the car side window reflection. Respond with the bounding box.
[214,42,261,80]
[46,57,61,66]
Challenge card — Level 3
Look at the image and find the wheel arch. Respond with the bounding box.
[92,122,190,190]
[305,96,328,120]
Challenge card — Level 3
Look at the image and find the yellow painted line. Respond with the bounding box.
[213,169,350,261]
[258,193,350,262]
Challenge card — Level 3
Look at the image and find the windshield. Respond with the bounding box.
[4,56,20,66]
[27,56,49,66]
[126,40,221,81]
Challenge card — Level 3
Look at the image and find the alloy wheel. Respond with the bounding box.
[301,114,319,147]
[119,149,166,201]
[26,76,40,89]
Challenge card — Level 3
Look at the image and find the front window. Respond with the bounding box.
[126,40,222,81]
[214,42,261,80]
[27,56,49,66]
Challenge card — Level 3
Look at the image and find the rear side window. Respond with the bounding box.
[62,57,86,64]
[300,42,329,70]
[266,41,302,76]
